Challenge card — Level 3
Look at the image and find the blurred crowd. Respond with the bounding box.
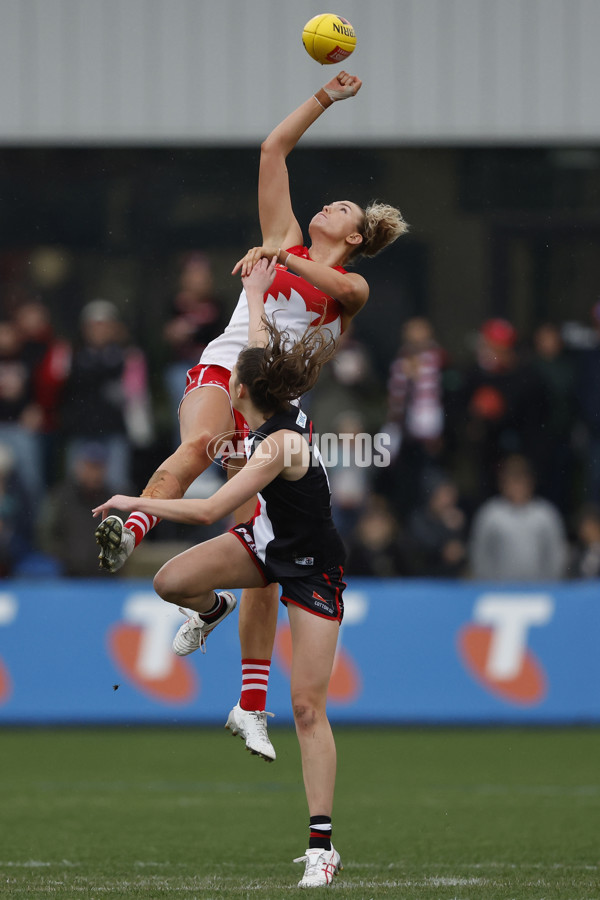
[1,250,600,583]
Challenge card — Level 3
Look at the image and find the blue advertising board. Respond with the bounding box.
[0,578,598,724]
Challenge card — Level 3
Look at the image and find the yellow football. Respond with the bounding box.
[302,13,356,65]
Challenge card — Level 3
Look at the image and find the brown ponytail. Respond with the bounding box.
[236,318,337,416]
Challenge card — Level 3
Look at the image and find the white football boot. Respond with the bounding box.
[172,592,237,656]
[225,702,276,762]
[95,515,135,573]
[294,845,343,888]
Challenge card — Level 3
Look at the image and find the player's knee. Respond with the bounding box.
[292,693,323,731]
[242,584,278,612]
[180,431,213,468]
[153,564,179,605]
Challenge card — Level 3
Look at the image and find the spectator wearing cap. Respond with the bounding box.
[457,318,550,506]
[575,301,600,506]
[60,300,153,492]
[38,441,117,576]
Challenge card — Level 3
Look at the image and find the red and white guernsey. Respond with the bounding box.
[199,247,346,372]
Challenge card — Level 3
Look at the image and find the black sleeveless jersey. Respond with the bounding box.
[246,405,346,579]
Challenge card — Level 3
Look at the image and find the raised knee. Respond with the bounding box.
[153,565,179,605]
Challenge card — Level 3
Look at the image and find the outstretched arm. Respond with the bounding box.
[92,435,287,526]
[258,71,362,251]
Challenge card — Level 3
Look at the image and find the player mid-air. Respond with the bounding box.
[95,256,352,887]
[95,69,408,762]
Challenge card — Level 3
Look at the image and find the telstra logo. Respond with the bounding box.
[457,594,554,705]
[108,593,199,704]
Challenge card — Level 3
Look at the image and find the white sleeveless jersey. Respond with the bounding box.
[200,247,345,372]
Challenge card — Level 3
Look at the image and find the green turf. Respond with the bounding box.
[1,727,599,898]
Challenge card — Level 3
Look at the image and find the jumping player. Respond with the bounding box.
[95,70,408,761]
[93,261,349,888]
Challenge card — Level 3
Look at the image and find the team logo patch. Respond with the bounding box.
[295,556,315,566]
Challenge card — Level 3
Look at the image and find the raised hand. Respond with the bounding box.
[242,256,278,294]
[232,245,279,277]
[322,70,362,101]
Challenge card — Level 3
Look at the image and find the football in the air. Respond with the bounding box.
[302,14,356,65]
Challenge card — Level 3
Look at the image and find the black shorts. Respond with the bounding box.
[230,523,345,623]
[280,565,345,623]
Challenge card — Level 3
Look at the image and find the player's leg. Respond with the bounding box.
[154,531,264,656]
[224,583,280,761]
[238,583,279,706]
[96,384,234,571]
[288,603,342,888]
[223,457,280,761]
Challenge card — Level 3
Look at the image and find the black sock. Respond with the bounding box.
[309,815,332,851]
[198,592,224,624]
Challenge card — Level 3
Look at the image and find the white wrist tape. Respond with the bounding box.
[323,85,357,102]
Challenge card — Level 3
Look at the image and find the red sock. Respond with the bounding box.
[124,511,160,547]
[240,658,271,711]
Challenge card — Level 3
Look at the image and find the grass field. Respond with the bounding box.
[1,726,599,899]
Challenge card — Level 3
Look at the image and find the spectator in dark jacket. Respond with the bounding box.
[39,442,117,577]
[459,319,550,506]
[408,476,468,578]
[61,300,153,492]
[345,495,415,578]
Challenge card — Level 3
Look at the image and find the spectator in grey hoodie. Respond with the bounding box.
[469,454,567,582]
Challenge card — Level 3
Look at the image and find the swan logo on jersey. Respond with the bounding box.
[266,269,342,331]
[457,593,554,705]
[108,593,199,704]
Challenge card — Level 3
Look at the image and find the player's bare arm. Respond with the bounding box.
[92,437,287,527]
[234,247,369,320]
[257,71,361,251]
[242,256,278,347]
